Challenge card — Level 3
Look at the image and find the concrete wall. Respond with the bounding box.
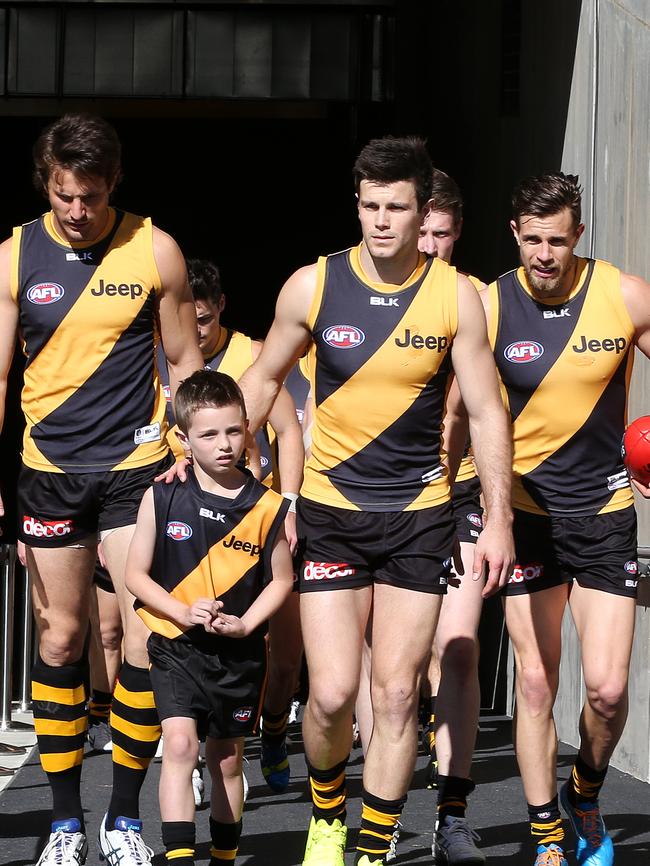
[559,0,650,782]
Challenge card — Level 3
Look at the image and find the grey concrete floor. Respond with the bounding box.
[1,716,649,865]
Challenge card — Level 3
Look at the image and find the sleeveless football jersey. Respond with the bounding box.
[12,208,167,473]
[301,244,458,511]
[285,359,310,424]
[137,467,288,642]
[489,258,635,516]
[158,328,274,484]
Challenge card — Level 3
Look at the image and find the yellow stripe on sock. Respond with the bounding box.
[112,743,150,770]
[362,805,400,827]
[40,747,84,772]
[166,848,195,860]
[113,681,156,710]
[34,715,88,737]
[210,846,237,860]
[32,682,85,705]
[110,714,161,742]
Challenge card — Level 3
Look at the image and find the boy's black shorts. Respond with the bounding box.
[451,476,483,544]
[296,498,455,594]
[18,452,174,547]
[147,632,267,739]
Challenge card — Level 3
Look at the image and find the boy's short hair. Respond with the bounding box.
[187,258,223,305]
[174,370,246,434]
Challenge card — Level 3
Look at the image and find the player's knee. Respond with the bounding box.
[39,631,85,666]
[371,678,419,723]
[516,662,558,714]
[163,729,199,765]
[219,751,242,780]
[439,636,479,681]
[308,683,356,724]
[586,679,628,720]
[100,623,123,653]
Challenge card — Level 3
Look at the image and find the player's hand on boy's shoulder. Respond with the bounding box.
[181,598,223,629]
[155,457,192,484]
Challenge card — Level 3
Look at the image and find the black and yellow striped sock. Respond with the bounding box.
[88,689,112,723]
[107,662,161,827]
[32,654,88,825]
[209,816,242,865]
[162,820,195,866]
[355,790,404,864]
[425,696,437,753]
[528,797,564,847]
[437,775,475,821]
[568,754,607,804]
[261,707,289,747]
[307,756,348,824]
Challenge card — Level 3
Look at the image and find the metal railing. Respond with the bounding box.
[0,544,33,730]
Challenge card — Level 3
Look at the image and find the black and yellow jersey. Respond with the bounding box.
[158,328,275,485]
[12,208,168,473]
[489,258,635,516]
[137,467,288,644]
[285,358,310,424]
[301,244,458,511]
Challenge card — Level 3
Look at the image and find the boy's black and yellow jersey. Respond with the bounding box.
[137,467,288,643]
[158,328,275,485]
[301,244,458,512]
[12,208,168,473]
[488,258,635,516]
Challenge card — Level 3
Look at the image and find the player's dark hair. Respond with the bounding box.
[175,369,246,434]
[186,258,223,305]
[512,171,583,228]
[33,113,122,195]
[429,168,463,228]
[353,136,433,209]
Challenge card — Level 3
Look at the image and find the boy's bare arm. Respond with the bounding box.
[211,526,294,637]
[126,487,217,629]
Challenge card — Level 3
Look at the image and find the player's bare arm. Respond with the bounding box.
[126,488,217,628]
[621,270,650,498]
[0,237,19,517]
[442,376,470,485]
[451,274,514,596]
[154,227,203,405]
[211,525,294,637]
[239,264,316,434]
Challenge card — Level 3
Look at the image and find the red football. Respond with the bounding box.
[622,415,650,485]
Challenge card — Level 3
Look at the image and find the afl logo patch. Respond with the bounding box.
[624,560,638,574]
[166,521,193,541]
[162,385,171,401]
[233,706,253,723]
[323,325,365,349]
[504,340,544,363]
[467,513,483,528]
[27,282,65,305]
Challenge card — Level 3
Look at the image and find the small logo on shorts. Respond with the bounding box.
[27,282,65,305]
[624,560,638,574]
[322,325,365,349]
[23,516,73,538]
[625,579,638,588]
[233,707,253,723]
[303,561,356,581]
[166,521,193,541]
[504,340,544,363]
[467,513,483,528]
[509,562,544,584]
